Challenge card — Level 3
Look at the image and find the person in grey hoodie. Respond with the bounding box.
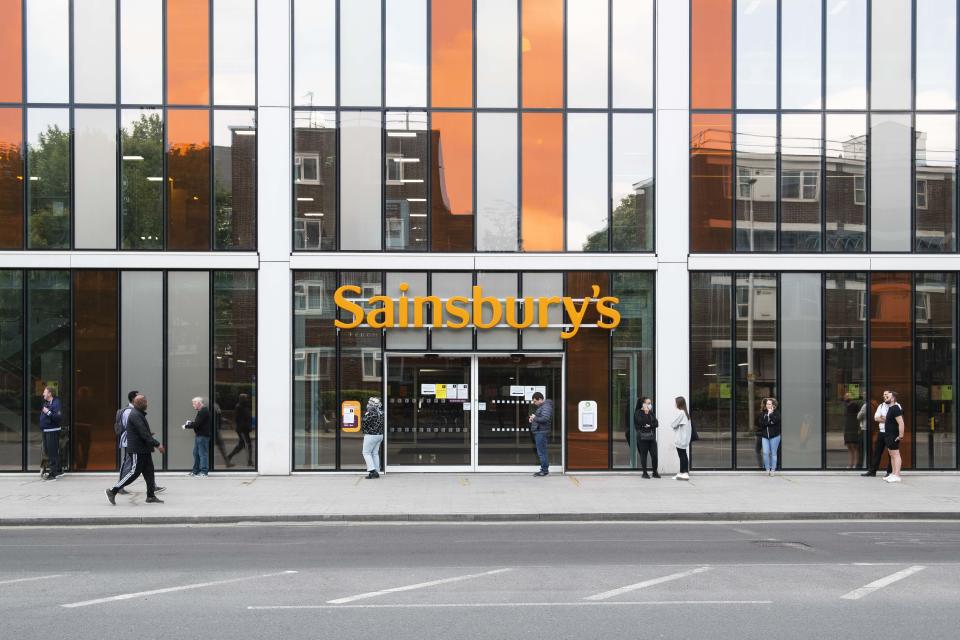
[671,396,692,481]
[528,392,553,477]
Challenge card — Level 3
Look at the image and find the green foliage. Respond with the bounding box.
[28,125,70,248]
[120,113,164,249]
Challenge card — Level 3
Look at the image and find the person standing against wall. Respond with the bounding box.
[759,398,781,476]
[40,387,63,480]
[883,391,906,483]
[634,397,659,478]
[361,397,384,479]
[183,397,211,477]
[671,397,692,481]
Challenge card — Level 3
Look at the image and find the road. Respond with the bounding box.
[2,521,959,639]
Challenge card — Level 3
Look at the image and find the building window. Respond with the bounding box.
[294,348,333,381]
[853,175,866,205]
[294,281,327,313]
[736,167,754,200]
[916,178,928,210]
[361,348,383,381]
[294,217,325,250]
[782,170,819,201]
[295,153,321,184]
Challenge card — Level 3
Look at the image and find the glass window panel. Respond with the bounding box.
[431,272,473,349]
[780,0,820,109]
[341,111,382,249]
[0,0,22,102]
[386,0,427,107]
[121,109,164,250]
[477,112,518,251]
[916,0,956,110]
[385,272,427,349]
[521,113,563,251]
[521,0,563,108]
[779,114,821,252]
[341,0,382,106]
[690,272,733,469]
[74,109,117,249]
[735,0,776,109]
[915,114,956,253]
[476,0,518,108]
[214,109,256,250]
[213,271,257,470]
[824,272,867,470]
[121,0,163,104]
[780,273,822,468]
[384,111,428,251]
[870,272,913,469]
[825,114,866,252]
[26,270,70,470]
[294,0,336,107]
[735,272,777,469]
[566,112,608,251]
[72,271,119,471]
[0,271,23,470]
[213,0,256,105]
[431,0,471,107]
[611,271,654,469]
[826,0,866,109]
[121,271,165,470]
[430,112,473,252]
[26,0,69,103]
[871,0,911,110]
[690,114,733,252]
[339,271,382,469]
[0,108,24,249]
[293,271,337,470]
[567,0,608,109]
[476,272,517,350]
[612,113,653,252]
[612,0,652,108]
[167,0,210,105]
[167,109,211,251]
[73,0,116,103]
[915,273,956,469]
[735,114,776,252]
[521,272,562,349]
[294,110,337,250]
[691,0,732,109]
[870,113,912,252]
[27,108,70,249]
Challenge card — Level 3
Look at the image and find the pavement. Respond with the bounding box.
[1,471,960,525]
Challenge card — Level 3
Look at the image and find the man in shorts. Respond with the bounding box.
[883,390,906,483]
[862,390,894,478]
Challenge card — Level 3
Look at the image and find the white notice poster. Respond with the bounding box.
[455,384,469,399]
[421,384,436,396]
[510,385,525,397]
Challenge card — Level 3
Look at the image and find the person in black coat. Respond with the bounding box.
[633,396,660,479]
[226,394,254,467]
[759,397,781,476]
[183,397,211,476]
[105,395,165,504]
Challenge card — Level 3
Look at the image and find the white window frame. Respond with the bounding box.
[781,169,820,201]
[294,152,321,184]
[853,175,866,206]
[361,348,383,382]
[916,178,928,210]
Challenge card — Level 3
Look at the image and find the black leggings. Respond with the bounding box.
[637,439,658,472]
[677,447,689,474]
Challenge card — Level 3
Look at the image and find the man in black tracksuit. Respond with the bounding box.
[106,395,165,504]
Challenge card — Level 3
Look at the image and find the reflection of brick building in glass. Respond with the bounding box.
[214,126,257,250]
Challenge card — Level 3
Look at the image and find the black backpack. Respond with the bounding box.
[114,407,128,436]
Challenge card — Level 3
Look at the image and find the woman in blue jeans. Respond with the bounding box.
[361,397,384,479]
[758,397,781,476]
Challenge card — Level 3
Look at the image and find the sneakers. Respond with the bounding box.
[533,471,549,477]
[365,470,379,479]
[154,486,166,494]
[117,488,129,495]
[651,472,661,479]
[145,496,164,503]
[884,474,902,483]
[641,472,650,479]
[861,471,876,477]
[187,472,197,477]
[674,473,690,481]
[105,488,116,505]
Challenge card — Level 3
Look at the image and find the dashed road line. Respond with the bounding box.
[840,566,926,600]
[584,566,712,601]
[327,568,512,604]
[0,574,65,586]
[250,600,770,610]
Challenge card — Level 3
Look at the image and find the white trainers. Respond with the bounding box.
[884,475,902,483]
[674,473,682,480]
[680,473,690,481]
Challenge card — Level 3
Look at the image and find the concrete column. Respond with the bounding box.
[256,1,292,474]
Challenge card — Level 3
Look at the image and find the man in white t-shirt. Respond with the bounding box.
[861,390,895,477]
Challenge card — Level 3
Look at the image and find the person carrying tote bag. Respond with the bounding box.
[671,397,692,481]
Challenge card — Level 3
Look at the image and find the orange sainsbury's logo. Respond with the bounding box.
[334,284,621,339]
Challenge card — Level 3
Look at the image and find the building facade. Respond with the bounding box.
[0,0,958,474]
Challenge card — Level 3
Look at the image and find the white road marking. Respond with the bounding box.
[840,566,926,600]
[250,600,771,610]
[327,568,513,604]
[61,571,297,608]
[0,574,65,586]
[584,566,712,601]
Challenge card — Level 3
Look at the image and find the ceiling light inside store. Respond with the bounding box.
[297,197,314,202]
[387,131,417,137]
[146,176,163,182]
[401,179,424,183]
[406,198,426,202]
[122,155,144,161]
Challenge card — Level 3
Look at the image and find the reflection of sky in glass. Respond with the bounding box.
[476,0,517,108]
[294,0,336,107]
[781,0,820,109]
[736,114,776,155]
[121,0,163,104]
[781,114,821,158]
[567,0,608,108]
[477,113,518,251]
[27,0,69,103]
[566,113,608,250]
[214,110,255,147]
[916,115,956,168]
[916,0,956,109]
[340,0,382,107]
[214,0,256,105]
[871,0,911,110]
[612,0,652,108]
[826,0,866,109]
[386,0,426,107]
[611,114,653,210]
[736,0,776,108]
[74,0,116,103]
[825,114,866,160]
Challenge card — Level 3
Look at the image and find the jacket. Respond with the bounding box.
[633,407,658,441]
[759,410,781,439]
[125,409,160,454]
[40,398,62,432]
[361,407,384,435]
[670,412,691,448]
[530,399,553,433]
[186,406,212,438]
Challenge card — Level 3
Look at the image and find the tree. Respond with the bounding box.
[28,125,70,248]
[120,113,164,249]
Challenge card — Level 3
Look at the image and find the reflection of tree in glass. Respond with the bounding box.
[582,192,650,252]
[28,126,70,249]
[121,113,163,250]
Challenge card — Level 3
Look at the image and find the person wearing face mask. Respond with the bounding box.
[633,396,659,478]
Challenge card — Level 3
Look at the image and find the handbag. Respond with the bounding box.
[689,422,700,443]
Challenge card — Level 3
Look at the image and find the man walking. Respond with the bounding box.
[528,392,553,477]
[40,387,63,480]
[883,391,906,483]
[106,395,165,504]
[114,390,138,495]
[862,390,896,477]
[183,397,212,477]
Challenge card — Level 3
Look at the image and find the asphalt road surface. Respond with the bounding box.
[2,521,959,640]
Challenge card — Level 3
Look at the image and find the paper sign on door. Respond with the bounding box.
[436,384,447,399]
[341,400,361,432]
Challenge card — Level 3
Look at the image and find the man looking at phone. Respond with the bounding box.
[528,392,553,477]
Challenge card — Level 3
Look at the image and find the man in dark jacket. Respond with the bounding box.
[40,387,63,480]
[184,397,211,477]
[105,395,165,504]
[634,397,660,478]
[528,392,553,477]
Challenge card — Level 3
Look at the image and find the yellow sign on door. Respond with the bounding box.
[341,401,361,432]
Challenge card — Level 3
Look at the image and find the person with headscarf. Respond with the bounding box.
[361,397,384,479]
